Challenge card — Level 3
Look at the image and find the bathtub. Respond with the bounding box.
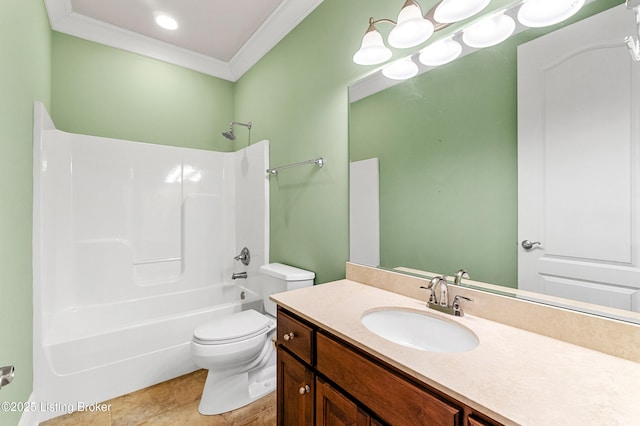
[32,103,270,423]
[37,284,262,421]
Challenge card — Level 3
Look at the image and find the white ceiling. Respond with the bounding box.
[44,0,324,82]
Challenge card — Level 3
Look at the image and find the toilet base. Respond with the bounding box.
[198,349,276,415]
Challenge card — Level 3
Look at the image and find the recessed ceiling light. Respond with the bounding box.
[155,13,178,31]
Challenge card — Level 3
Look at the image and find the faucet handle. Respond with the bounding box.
[419,286,437,305]
[234,247,250,266]
[452,295,474,317]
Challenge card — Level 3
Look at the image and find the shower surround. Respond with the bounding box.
[32,102,269,422]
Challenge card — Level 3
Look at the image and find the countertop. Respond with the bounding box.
[271,279,640,426]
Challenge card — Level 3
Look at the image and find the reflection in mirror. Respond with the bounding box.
[348,0,640,324]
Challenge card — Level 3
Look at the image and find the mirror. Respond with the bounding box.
[349,0,640,324]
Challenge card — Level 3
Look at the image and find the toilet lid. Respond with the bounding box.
[193,309,271,344]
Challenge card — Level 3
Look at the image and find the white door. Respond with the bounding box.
[518,4,640,312]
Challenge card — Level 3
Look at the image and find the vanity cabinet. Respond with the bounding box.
[276,307,502,426]
[316,332,460,426]
[316,377,382,426]
[277,346,314,424]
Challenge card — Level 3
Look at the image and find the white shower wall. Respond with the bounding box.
[42,132,226,309]
[32,102,269,420]
[39,123,268,326]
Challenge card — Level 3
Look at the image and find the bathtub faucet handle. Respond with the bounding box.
[234,247,250,266]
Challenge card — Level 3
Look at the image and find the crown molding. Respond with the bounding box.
[44,0,324,82]
[229,0,324,79]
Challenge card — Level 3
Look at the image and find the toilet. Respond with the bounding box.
[191,262,314,415]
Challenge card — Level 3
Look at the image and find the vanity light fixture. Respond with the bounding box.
[462,12,516,48]
[388,0,434,48]
[353,0,587,81]
[382,56,419,80]
[353,18,395,65]
[155,13,178,30]
[418,38,462,66]
[433,0,491,24]
[352,0,489,66]
[517,0,586,28]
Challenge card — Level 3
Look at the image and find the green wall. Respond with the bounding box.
[46,0,423,287]
[0,0,51,424]
[233,0,378,283]
[51,33,235,152]
[350,44,519,287]
[349,0,623,287]
[0,2,625,423]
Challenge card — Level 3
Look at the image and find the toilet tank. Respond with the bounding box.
[259,263,315,316]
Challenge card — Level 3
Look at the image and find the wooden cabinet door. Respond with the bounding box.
[277,346,315,426]
[316,332,460,426]
[316,377,373,426]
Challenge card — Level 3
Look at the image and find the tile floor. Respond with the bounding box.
[40,369,276,425]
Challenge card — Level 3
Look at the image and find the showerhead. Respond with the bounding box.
[222,128,236,140]
[222,121,252,141]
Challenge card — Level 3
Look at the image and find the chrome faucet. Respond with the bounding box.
[434,275,449,307]
[232,272,247,280]
[453,269,470,285]
[419,275,448,306]
[419,274,474,316]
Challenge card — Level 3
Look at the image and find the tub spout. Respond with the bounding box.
[232,272,247,280]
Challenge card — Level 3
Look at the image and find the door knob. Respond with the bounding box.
[521,240,541,250]
[0,366,14,389]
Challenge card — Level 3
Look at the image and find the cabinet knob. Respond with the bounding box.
[299,384,310,395]
[283,332,295,341]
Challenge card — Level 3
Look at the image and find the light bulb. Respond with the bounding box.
[382,56,419,80]
[418,39,462,66]
[353,30,393,65]
[518,0,585,28]
[434,0,491,24]
[388,2,434,49]
[462,13,516,48]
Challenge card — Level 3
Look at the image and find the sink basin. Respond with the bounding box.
[361,309,479,353]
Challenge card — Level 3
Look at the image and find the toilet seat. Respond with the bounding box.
[193,309,272,345]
